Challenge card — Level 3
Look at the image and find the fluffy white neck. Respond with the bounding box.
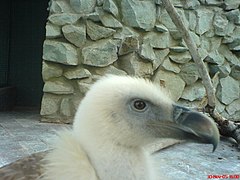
[82,140,156,180]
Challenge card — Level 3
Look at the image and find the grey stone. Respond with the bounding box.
[63,67,91,80]
[42,61,63,81]
[97,0,103,6]
[179,63,199,85]
[169,46,188,53]
[96,7,122,28]
[139,43,156,62]
[169,52,192,64]
[195,8,214,35]
[183,0,200,10]
[46,23,61,38]
[205,0,223,6]
[40,93,61,116]
[118,36,139,55]
[219,45,240,66]
[215,99,225,114]
[216,76,240,105]
[153,48,170,70]
[86,20,116,41]
[121,0,156,31]
[82,39,118,67]
[205,50,225,65]
[48,13,81,26]
[162,58,180,73]
[43,40,78,65]
[143,32,171,49]
[77,80,92,94]
[70,0,96,14]
[223,0,240,10]
[209,62,231,78]
[227,38,240,51]
[83,12,101,22]
[155,24,168,32]
[113,26,139,39]
[181,82,206,102]
[103,0,119,17]
[118,53,153,77]
[152,70,185,101]
[158,9,176,31]
[62,24,86,47]
[213,13,229,36]
[186,11,197,31]
[226,9,240,25]
[226,99,240,115]
[43,79,74,95]
[49,1,73,13]
[94,65,127,76]
[60,98,73,117]
[231,65,240,80]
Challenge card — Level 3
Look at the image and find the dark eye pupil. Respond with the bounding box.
[134,100,146,110]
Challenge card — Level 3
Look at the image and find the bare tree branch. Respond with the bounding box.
[161,0,240,145]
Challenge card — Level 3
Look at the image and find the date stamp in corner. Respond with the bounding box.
[208,175,240,179]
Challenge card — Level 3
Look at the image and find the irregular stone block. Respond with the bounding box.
[216,76,240,105]
[226,9,240,25]
[209,62,231,78]
[205,50,225,65]
[40,93,61,116]
[183,0,200,10]
[96,7,122,28]
[121,0,156,30]
[83,12,100,22]
[223,0,240,10]
[181,82,206,102]
[179,63,199,85]
[231,65,240,80]
[162,58,180,73]
[62,24,86,47]
[43,40,78,65]
[94,65,127,76]
[119,36,139,55]
[103,0,119,17]
[139,43,156,62]
[143,32,170,49]
[169,52,192,64]
[48,13,81,26]
[46,23,61,38]
[42,61,63,81]
[153,48,170,70]
[118,53,153,77]
[43,79,74,95]
[213,13,229,36]
[185,11,197,31]
[155,24,168,32]
[70,0,96,14]
[219,45,240,66]
[195,8,214,35]
[49,1,73,13]
[77,80,92,94]
[86,20,116,40]
[64,67,91,79]
[158,9,176,31]
[205,0,223,6]
[113,26,139,39]
[60,98,73,117]
[82,39,118,67]
[169,46,188,53]
[152,70,185,101]
[226,99,240,115]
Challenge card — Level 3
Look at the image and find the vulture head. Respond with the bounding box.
[74,75,219,151]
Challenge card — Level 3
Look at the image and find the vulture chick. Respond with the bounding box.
[0,75,219,180]
[42,75,219,180]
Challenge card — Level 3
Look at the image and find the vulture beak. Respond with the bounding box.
[172,105,220,152]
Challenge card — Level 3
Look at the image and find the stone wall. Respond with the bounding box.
[41,0,240,123]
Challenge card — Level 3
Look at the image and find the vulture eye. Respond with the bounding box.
[132,99,147,111]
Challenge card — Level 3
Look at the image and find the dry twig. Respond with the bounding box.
[161,0,240,145]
